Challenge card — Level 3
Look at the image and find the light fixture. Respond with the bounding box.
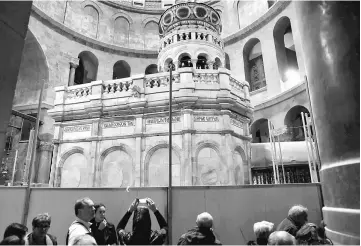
[285,69,300,82]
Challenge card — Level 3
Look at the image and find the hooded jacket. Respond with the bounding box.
[177,227,222,245]
[117,207,167,245]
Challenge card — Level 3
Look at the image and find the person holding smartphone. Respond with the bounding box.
[117,198,167,245]
[90,203,118,245]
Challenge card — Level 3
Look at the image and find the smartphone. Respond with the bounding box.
[138,198,148,207]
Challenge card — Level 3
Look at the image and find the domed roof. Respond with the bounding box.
[159,2,222,37]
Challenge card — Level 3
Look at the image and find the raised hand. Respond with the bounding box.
[128,198,139,213]
[146,198,157,212]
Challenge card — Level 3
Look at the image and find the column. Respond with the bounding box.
[68,62,78,86]
[35,141,54,185]
[294,2,359,245]
[182,109,193,186]
[90,120,100,187]
[0,1,32,162]
[191,59,197,69]
[135,116,143,187]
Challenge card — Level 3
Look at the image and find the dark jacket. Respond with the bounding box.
[177,227,222,245]
[24,233,57,245]
[276,216,300,236]
[117,207,168,245]
[90,218,118,245]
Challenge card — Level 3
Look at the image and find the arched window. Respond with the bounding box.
[243,38,266,92]
[225,53,231,70]
[274,17,300,82]
[284,106,310,141]
[74,51,98,84]
[178,53,192,68]
[251,118,269,143]
[114,17,130,46]
[145,64,158,75]
[164,58,175,71]
[214,57,222,70]
[144,21,159,50]
[113,60,131,79]
[82,5,99,38]
[196,55,208,69]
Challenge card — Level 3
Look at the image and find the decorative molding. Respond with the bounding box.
[223,1,291,46]
[194,116,219,122]
[38,141,54,152]
[145,116,181,125]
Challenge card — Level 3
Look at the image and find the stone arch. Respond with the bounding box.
[145,64,158,75]
[194,140,228,185]
[243,38,266,92]
[233,146,248,185]
[177,52,193,68]
[142,17,160,28]
[284,105,310,141]
[55,147,85,187]
[99,145,134,187]
[14,29,50,107]
[273,16,300,82]
[80,0,103,16]
[144,142,182,186]
[163,57,175,72]
[75,51,99,84]
[113,60,131,79]
[112,12,133,25]
[251,118,269,143]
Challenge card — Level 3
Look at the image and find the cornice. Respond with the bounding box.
[253,81,306,111]
[31,5,158,58]
[101,1,165,15]
[223,1,292,46]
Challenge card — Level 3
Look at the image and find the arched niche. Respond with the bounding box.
[113,60,131,79]
[195,142,227,186]
[14,30,49,107]
[243,38,266,92]
[251,118,270,143]
[196,53,209,69]
[164,57,175,72]
[144,144,181,187]
[114,17,130,46]
[81,5,99,38]
[273,16,300,82]
[58,148,89,188]
[144,21,159,49]
[75,51,98,84]
[233,146,248,185]
[284,105,310,141]
[100,147,133,187]
[145,64,158,75]
[214,57,222,69]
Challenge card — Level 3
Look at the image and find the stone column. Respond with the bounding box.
[35,141,54,185]
[182,109,193,186]
[0,1,32,162]
[135,116,143,187]
[294,2,360,245]
[68,62,78,86]
[191,59,197,69]
[90,120,100,187]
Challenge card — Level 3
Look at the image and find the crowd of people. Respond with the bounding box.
[0,198,332,245]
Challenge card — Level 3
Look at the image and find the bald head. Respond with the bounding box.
[268,231,296,245]
[196,212,213,228]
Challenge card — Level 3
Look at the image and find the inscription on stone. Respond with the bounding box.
[102,120,135,128]
[231,118,243,128]
[63,125,91,133]
[146,116,181,125]
[194,116,219,122]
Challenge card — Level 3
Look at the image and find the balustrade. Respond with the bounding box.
[193,72,219,84]
[145,73,180,88]
[102,79,133,94]
[66,85,92,99]
[160,30,222,51]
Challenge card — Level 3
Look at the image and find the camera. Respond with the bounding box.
[137,198,148,207]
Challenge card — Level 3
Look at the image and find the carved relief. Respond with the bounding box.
[102,120,135,128]
[145,116,181,125]
[194,116,219,122]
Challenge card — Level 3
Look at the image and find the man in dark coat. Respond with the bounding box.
[276,205,308,236]
[177,212,221,245]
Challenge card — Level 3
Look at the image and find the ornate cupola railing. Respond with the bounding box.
[157,2,224,73]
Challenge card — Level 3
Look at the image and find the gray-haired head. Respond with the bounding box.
[268,231,296,245]
[253,221,274,241]
[196,212,213,228]
[288,205,308,226]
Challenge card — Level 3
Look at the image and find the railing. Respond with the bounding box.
[144,73,180,88]
[66,84,92,99]
[102,78,133,94]
[160,30,223,52]
[193,71,219,84]
[230,75,246,91]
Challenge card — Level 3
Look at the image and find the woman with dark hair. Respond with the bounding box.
[90,203,118,245]
[117,198,167,245]
[295,223,333,245]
